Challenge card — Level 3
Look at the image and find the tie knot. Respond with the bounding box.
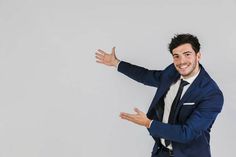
[180,79,189,87]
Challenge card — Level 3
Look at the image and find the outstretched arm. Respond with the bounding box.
[95,47,120,67]
[96,47,163,87]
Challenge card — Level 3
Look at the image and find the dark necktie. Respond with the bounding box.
[165,79,189,147]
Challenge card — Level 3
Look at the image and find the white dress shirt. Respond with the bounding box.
[161,70,200,150]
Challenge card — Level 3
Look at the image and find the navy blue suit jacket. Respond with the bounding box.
[118,61,223,157]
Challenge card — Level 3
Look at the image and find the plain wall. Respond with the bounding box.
[0,0,235,156]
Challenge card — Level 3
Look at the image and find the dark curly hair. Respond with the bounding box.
[168,33,201,54]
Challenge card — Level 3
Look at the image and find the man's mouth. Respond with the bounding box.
[178,64,188,70]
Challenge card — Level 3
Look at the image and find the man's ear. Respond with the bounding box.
[197,52,201,60]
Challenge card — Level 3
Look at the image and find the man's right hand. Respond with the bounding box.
[95,47,120,67]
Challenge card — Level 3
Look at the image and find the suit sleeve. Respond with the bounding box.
[147,90,224,143]
[117,61,162,87]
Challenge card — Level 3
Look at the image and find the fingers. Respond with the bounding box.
[120,111,147,126]
[120,108,143,118]
[95,49,107,63]
[120,112,134,118]
[120,112,135,119]
[95,53,104,63]
[95,47,117,66]
[134,108,145,116]
[134,107,140,114]
[120,112,135,122]
[121,116,134,123]
[95,52,104,60]
[96,47,115,55]
[96,49,106,54]
[96,60,103,64]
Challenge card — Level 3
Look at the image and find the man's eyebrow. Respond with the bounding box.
[183,51,192,54]
[172,51,193,56]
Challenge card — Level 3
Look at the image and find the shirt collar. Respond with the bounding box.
[180,68,201,84]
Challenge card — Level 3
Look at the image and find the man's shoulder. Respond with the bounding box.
[163,63,175,71]
[197,65,223,95]
[162,63,179,79]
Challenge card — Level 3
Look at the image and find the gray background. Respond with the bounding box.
[0,0,235,156]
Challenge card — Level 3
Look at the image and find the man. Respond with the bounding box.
[95,34,223,157]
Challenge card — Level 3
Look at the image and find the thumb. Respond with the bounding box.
[111,46,116,55]
[134,107,141,114]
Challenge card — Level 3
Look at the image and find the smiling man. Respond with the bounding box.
[95,34,223,157]
[172,43,201,79]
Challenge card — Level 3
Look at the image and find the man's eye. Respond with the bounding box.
[173,56,179,59]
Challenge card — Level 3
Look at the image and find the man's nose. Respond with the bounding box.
[179,56,185,64]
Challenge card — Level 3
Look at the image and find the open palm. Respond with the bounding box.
[95,47,119,67]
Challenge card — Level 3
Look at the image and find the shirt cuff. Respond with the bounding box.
[116,60,121,69]
[148,120,153,128]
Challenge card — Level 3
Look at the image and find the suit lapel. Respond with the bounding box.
[180,65,206,102]
[148,73,180,120]
[155,73,180,120]
[173,65,207,121]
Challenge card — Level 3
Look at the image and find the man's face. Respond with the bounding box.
[172,43,201,79]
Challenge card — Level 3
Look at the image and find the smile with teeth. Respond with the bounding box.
[178,64,188,69]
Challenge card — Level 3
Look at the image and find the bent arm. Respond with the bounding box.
[147,91,224,143]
